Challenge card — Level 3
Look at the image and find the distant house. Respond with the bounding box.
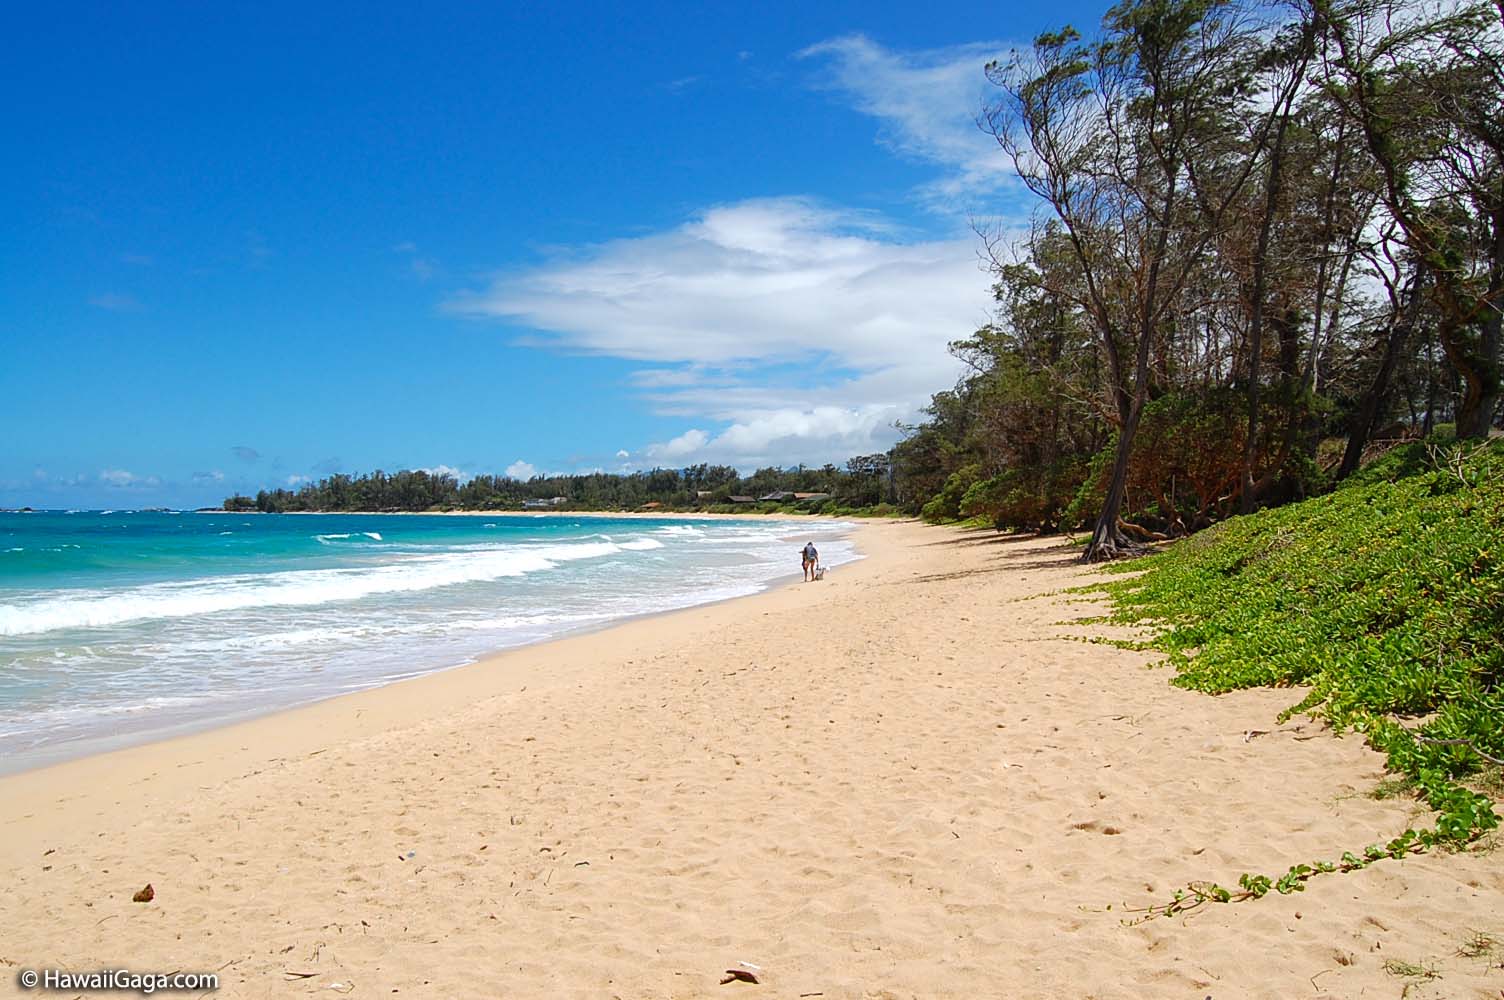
[641,501,662,510]
[758,491,795,502]
[695,490,715,500]
[793,492,831,501]
[728,495,756,504]
[522,497,569,510]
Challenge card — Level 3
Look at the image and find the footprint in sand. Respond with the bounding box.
[1070,820,1123,835]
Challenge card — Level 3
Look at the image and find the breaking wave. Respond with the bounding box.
[1,538,640,636]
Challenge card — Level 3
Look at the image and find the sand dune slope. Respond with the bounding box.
[2,524,1499,999]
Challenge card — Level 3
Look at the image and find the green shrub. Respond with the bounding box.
[922,464,982,523]
[1097,439,1504,843]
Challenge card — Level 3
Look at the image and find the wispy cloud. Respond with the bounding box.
[451,197,983,372]
[798,34,1017,209]
[394,242,439,281]
[99,468,161,488]
[645,405,907,468]
[231,446,261,463]
[88,292,144,312]
[444,34,1027,470]
[451,196,988,466]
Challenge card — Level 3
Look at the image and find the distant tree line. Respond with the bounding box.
[223,457,898,514]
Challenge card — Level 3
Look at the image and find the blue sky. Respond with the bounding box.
[1,1,1112,508]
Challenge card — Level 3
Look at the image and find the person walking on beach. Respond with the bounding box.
[802,541,819,582]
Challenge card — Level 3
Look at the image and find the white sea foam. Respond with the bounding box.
[0,539,638,636]
[0,523,866,763]
[0,517,864,769]
[133,612,599,656]
[313,531,384,544]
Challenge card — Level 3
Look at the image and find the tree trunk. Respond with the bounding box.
[1422,324,1439,436]
[1254,307,1308,502]
[1083,401,1146,562]
[1439,235,1501,438]
[1456,202,1504,438]
[1448,341,1495,439]
[1238,32,1310,515]
[1082,412,1137,556]
[1336,321,1407,475]
[1338,265,1427,478]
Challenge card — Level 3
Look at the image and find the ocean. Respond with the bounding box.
[0,510,856,772]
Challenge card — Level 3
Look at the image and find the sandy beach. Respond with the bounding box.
[1,521,1498,999]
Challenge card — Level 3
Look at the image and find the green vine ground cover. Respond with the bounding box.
[1091,439,1504,916]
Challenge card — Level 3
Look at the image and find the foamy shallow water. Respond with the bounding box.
[0,512,857,770]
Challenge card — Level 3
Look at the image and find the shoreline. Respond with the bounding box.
[0,521,888,850]
[0,518,865,779]
[3,521,1498,998]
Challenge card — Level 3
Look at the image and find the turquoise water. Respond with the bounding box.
[0,510,855,770]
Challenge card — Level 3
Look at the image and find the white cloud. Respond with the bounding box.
[193,470,226,483]
[419,464,466,481]
[451,197,987,466]
[615,449,630,459]
[798,34,1017,208]
[99,468,162,488]
[645,429,709,460]
[630,368,736,389]
[505,460,537,480]
[451,198,985,372]
[285,475,310,487]
[445,34,1032,472]
[643,405,901,469]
